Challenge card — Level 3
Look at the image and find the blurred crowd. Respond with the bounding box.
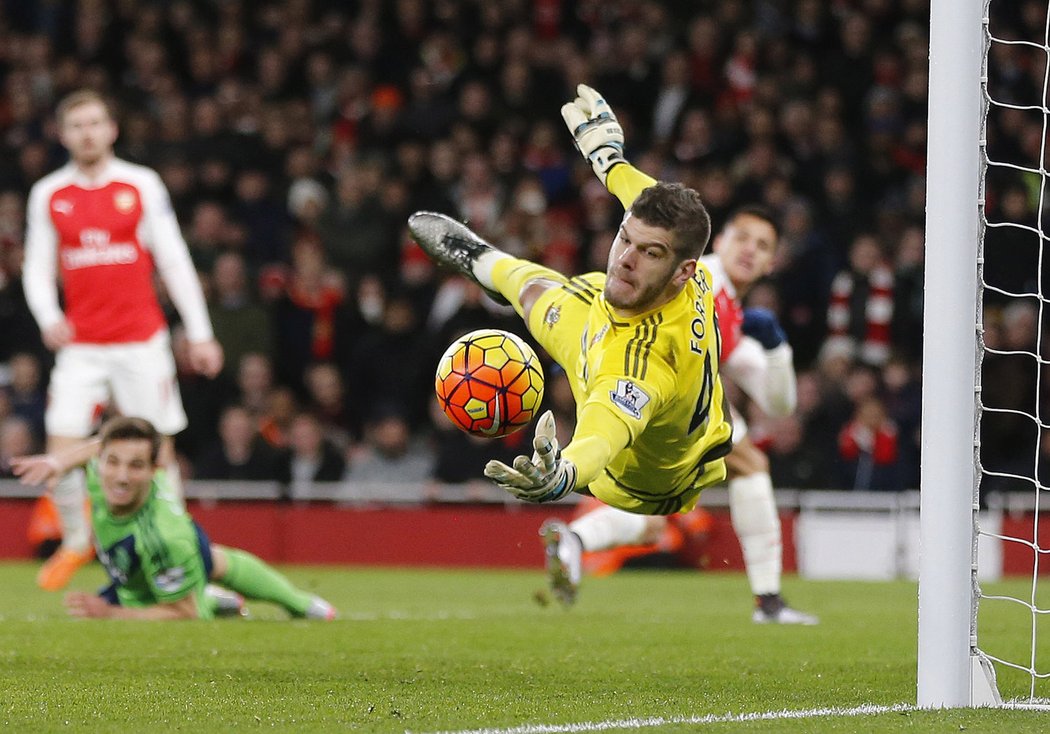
[0,0,1045,497]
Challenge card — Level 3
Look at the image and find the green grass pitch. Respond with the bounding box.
[0,561,1047,733]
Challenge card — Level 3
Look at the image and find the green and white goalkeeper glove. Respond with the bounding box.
[485,410,578,503]
[560,83,626,185]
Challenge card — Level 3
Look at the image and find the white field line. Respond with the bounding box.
[410,704,914,734]
[412,700,1050,734]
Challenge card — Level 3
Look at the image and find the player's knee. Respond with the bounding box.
[209,546,229,581]
[725,442,768,478]
[750,449,770,475]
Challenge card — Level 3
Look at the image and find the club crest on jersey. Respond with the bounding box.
[114,189,137,213]
[609,379,650,419]
[155,566,186,593]
[543,304,561,328]
[99,544,131,585]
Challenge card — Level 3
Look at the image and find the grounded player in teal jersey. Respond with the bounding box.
[13,416,336,620]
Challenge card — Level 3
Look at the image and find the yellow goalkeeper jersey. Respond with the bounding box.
[572,270,731,514]
[502,161,731,514]
[524,267,732,515]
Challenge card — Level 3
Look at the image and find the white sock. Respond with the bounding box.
[569,506,649,552]
[165,459,185,505]
[729,472,782,596]
[52,467,90,552]
[473,250,513,290]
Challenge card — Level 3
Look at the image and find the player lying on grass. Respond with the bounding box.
[408,118,735,606]
[550,87,815,623]
[12,416,335,620]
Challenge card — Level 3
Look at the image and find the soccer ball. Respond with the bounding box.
[435,328,545,437]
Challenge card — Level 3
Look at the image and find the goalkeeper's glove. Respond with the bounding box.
[484,410,578,503]
[560,83,626,185]
[742,307,788,350]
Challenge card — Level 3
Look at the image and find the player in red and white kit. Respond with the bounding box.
[545,85,817,623]
[22,90,223,591]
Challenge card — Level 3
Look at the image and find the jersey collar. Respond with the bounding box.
[598,284,691,328]
[69,157,119,189]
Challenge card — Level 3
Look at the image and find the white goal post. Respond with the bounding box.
[918,0,1000,708]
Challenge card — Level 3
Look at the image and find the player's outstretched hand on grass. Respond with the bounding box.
[560,83,625,184]
[485,410,577,503]
[65,590,113,618]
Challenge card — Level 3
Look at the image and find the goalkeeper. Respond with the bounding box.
[560,112,817,621]
[539,86,814,621]
[409,93,735,579]
[12,416,336,621]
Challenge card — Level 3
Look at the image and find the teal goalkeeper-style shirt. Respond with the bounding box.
[86,460,212,618]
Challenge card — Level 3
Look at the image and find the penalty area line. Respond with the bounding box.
[412,703,915,734]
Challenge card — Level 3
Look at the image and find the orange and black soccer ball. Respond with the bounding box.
[435,328,545,437]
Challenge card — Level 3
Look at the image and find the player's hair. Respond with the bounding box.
[726,204,781,241]
[629,182,712,260]
[55,89,114,125]
[99,417,162,464]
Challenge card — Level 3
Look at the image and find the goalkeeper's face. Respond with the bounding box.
[58,100,118,167]
[98,438,156,517]
[604,213,695,316]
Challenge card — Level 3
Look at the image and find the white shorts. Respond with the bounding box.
[46,330,187,437]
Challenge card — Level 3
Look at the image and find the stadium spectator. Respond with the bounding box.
[0,193,47,364]
[171,326,227,470]
[347,291,429,429]
[0,415,37,478]
[761,414,831,490]
[257,386,299,451]
[890,224,925,363]
[837,395,901,491]
[347,406,435,484]
[269,236,346,391]
[207,252,274,383]
[3,351,47,443]
[881,356,922,489]
[195,404,277,481]
[275,412,347,499]
[22,90,223,593]
[316,162,396,282]
[982,184,1040,306]
[303,362,356,450]
[430,395,524,491]
[232,352,277,417]
[231,168,291,269]
[185,200,238,273]
[826,233,895,367]
[11,416,335,620]
[980,301,1041,496]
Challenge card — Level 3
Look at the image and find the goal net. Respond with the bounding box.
[920,0,1050,708]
